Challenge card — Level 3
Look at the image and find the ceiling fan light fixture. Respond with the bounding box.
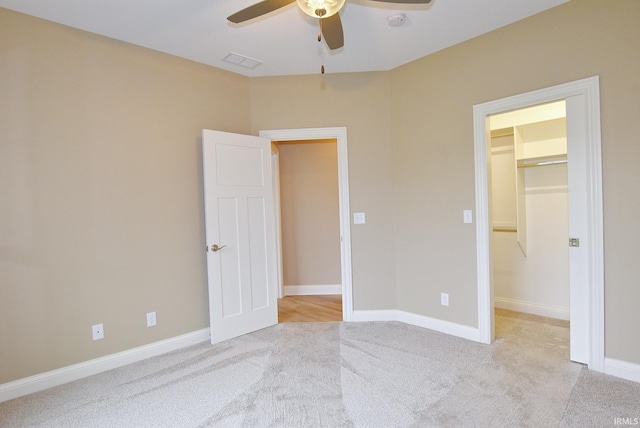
[296,0,346,18]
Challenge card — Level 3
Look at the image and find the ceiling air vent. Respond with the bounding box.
[223,52,262,69]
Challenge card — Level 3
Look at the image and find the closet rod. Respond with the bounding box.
[493,226,517,233]
[517,159,567,169]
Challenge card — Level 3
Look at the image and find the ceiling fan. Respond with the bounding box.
[227,0,432,51]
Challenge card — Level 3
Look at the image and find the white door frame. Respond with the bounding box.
[473,76,604,371]
[270,144,285,299]
[260,127,353,322]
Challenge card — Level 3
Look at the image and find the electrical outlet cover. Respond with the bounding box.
[92,323,104,340]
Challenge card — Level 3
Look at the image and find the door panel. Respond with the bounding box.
[216,143,265,186]
[248,197,269,310]
[218,197,241,318]
[566,95,588,364]
[203,129,277,344]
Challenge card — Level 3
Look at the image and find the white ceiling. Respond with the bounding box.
[0,0,567,77]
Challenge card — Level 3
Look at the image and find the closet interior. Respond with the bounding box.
[490,101,569,321]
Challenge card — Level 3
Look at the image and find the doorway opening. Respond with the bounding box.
[489,101,569,321]
[273,139,342,323]
[489,101,571,355]
[473,77,604,372]
[260,127,353,323]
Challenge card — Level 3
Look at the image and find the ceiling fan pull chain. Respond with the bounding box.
[317,21,325,74]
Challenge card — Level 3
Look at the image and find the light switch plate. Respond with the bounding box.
[147,311,157,327]
[441,293,449,307]
[463,210,473,224]
[353,212,366,225]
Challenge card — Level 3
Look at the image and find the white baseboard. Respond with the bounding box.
[352,309,481,342]
[495,297,569,321]
[396,311,482,342]
[0,328,211,403]
[605,358,640,384]
[284,284,342,296]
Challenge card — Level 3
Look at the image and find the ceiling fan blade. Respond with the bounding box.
[227,0,296,23]
[320,14,344,50]
[368,0,431,3]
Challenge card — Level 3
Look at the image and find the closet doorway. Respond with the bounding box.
[489,101,569,323]
[473,77,604,371]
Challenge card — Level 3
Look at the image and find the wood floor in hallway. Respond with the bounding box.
[278,295,342,323]
[277,297,569,331]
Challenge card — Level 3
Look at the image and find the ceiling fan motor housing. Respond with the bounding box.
[296,0,346,18]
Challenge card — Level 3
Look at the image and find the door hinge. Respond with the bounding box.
[569,237,580,247]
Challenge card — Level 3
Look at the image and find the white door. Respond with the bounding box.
[566,95,589,364]
[202,129,278,344]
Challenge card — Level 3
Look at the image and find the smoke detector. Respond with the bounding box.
[387,13,406,27]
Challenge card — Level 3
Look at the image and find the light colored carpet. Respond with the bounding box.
[1,312,639,427]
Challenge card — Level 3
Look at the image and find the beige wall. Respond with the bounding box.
[250,73,397,310]
[0,8,251,383]
[278,140,341,288]
[2,0,639,385]
[390,0,640,363]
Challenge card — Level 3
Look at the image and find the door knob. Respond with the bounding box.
[211,244,226,252]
